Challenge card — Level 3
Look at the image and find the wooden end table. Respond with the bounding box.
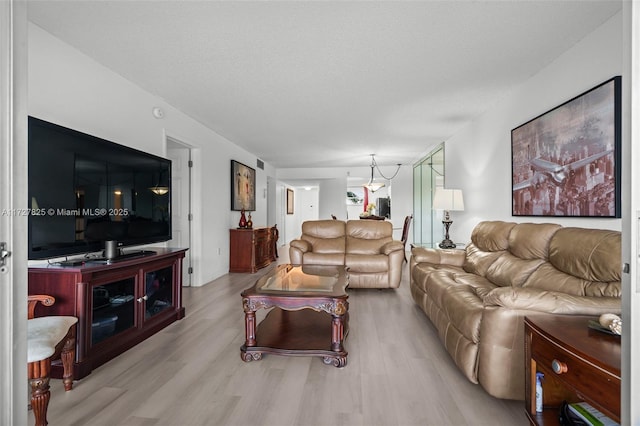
[524,315,621,425]
[240,264,349,367]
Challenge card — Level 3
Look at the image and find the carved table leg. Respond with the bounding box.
[241,299,262,362]
[331,314,345,352]
[245,310,256,347]
[60,333,76,391]
[28,358,51,426]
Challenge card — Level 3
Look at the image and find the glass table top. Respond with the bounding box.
[255,264,347,295]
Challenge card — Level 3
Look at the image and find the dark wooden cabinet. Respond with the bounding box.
[229,227,276,273]
[524,315,620,425]
[28,248,187,379]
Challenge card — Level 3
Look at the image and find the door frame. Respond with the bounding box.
[165,133,198,287]
[0,1,28,424]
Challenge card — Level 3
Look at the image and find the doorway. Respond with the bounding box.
[166,137,192,287]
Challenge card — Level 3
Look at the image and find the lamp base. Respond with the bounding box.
[439,219,456,249]
[438,239,456,249]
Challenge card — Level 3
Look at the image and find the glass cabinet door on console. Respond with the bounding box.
[91,277,136,346]
[144,266,174,320]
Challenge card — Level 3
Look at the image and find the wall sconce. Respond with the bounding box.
[433,188,464,249]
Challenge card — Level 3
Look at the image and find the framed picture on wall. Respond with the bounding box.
[346,187,364,205]
[231,160,256,211]
[287,188,294,214]
[511,76,621,218]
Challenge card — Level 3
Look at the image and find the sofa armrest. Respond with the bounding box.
[290,239,311,253]
[381,240,404,255]
[483,287,621,315]
[411,246,465,266]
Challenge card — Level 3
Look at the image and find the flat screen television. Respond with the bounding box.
[28,116,172,260]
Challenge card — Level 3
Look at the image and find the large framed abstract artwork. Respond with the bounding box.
[511,76,621,218]
[231,160,256,211]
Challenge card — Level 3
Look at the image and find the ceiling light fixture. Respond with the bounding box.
[150,186,169,196]
[363,154,401,193]
[150,168,169,195]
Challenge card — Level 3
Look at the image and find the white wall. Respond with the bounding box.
[28,24,276,286]
[319,177,346,221]
[443,12,623,244]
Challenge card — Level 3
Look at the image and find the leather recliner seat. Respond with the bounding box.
[410,220,621,400]
[289,219,404,288]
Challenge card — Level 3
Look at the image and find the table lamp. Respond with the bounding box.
[433,188,464,249]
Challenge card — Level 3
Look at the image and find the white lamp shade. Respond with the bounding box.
[433,188,464,211]
[364,181,385,193]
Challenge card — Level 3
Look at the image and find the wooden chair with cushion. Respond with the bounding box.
[401,214,413,262]
[28,295,78,426]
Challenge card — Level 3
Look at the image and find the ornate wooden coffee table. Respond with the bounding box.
[240,264,349,367]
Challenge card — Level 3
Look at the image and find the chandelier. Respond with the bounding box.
[363,154,401,193]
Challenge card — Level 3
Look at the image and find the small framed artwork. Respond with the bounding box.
[511,76,621,218]
[286,188,294,214]
[346,187,364,205]
[231,160,256,211]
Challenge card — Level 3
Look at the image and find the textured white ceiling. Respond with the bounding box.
[27,0,621,169]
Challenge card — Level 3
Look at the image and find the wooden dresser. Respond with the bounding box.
[229,227,276,273]
[524,315,620,425]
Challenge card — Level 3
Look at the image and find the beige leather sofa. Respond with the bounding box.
[289,219,404,288]
[410,221,621,400]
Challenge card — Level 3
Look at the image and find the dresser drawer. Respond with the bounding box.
[530,329,620,410]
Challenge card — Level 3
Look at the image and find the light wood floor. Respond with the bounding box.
[31,249,527,426]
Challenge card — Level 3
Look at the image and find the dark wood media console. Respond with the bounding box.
[28,248,187,379]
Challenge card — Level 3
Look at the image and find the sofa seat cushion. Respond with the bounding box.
[441,285,485,345]
[423,271,485,342]
[411,263,464,292]
[348,271,390,288]
[417,268,492,296]
[421,273,485,383]
[303,252,345,266]
[345,254,388,273]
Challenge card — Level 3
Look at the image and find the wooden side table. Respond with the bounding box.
[524,315,620,425]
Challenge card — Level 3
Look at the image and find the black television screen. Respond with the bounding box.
[28,116,171,260]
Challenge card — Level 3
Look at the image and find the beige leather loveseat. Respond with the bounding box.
[289,219,404,288]
[410,221,621,400]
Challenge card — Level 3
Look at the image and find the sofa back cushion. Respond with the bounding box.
[463,221,515,276]
[346,220,392,254]
[301,220,346,254]
[485,254,545,287]
[483,223,561,287]
[523,227,621,297]
[508,223,561,260]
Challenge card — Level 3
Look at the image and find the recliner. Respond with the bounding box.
[289,219,404,288]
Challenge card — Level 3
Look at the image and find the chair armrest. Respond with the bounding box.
[27,294,55,319]
[482,287,621,315]
[381,240,404,255]
[411,246,465,266]
[290,239,311,253]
